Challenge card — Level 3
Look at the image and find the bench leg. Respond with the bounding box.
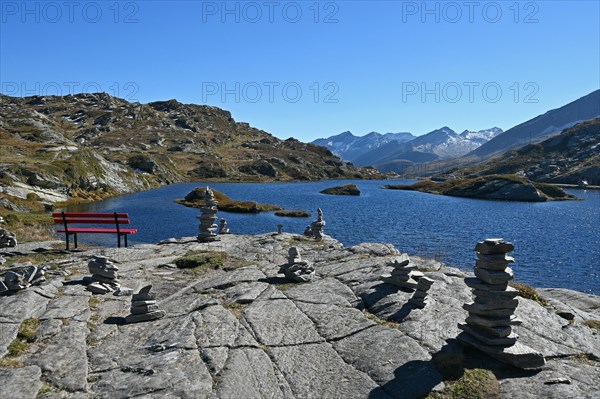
[74,233,78,249]
[125,234,128,247]
[118,235,121,248]
[65,234,70,251]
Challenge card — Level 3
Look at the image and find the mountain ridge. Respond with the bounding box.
[0,93,385,204]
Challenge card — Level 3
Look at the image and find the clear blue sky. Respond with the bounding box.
[1,1,599,141]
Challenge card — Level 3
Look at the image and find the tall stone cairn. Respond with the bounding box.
[458,238,545,369]
[198,187,219,242]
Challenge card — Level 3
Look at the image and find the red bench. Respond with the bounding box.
[53,212,138,250]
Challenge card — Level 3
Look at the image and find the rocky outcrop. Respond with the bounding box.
[320,183,361,196]
[0,93,387,205]
[386,175,578,202]
[0,234,598,398]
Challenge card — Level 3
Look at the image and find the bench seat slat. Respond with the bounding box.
[53,218,131,225]
[52,212,130,218]
[57,228,138,234]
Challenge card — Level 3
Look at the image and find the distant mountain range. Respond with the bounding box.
[314,89,600,177]
[312,127,503,168]
[312,131,415,164]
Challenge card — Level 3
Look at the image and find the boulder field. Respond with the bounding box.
[0,233,598,398]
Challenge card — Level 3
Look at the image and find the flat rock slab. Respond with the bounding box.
[194,305,258,348]
[29,321,89,391]
[195,267,266,291]
[333,325,444,399]
[0,322,19,358]
[41,294,90,322]
[0,365,43,399]
[215,347,293,398]
[244,299,323,346]
[295,302,375,340]
[284,277,360,307]
[270,342,389,399]
[222,281,269,304]
[90,348,213,399]
[0,288,52,323]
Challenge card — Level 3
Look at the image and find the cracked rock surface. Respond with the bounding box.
[0,233,599,398]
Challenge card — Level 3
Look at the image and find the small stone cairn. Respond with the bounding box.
[218,218,230,234]
[0,265,46,294]
[0,216,17,264]
[277,224,283,235]
[304,208,325,239]
[458,238,545,369]
[125,285,166,323]
[198,187,219,242]
[408,276,434,308]
[86,255,120,294]
[279,247,315,282]
[381,254,423,290]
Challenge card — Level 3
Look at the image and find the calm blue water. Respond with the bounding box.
[65,180,600,294]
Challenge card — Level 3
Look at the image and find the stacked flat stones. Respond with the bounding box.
[125,285,166,323]
[381,254,423,290]
[304,208,325,239]
[0,216,17,254]
[86,256,120,294]
[198,187,219,242]
[458,238,545,369]
[218,218,230,234]
[408,276,434,308]
[0,265,46,294]
[279,247,315,282]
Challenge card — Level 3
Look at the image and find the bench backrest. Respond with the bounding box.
[52,212,132,233]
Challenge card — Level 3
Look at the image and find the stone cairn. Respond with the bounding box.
[86,255,120,294]
[277,224,283,235]
[198,187,219,242]
[0,265,46,294]
[279,247,315,282]
[458,238,545,369]
[218,218,230,234]
[125,285,166,323]
[304,208,325,239]
[0,216,17,265]
[381,254,423,290]
[408,276,434,308]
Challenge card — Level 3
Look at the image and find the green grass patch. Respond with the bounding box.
[174,250,228,274]
[427,368,501,399]
[5,318,40,358]
[509,282,548,306]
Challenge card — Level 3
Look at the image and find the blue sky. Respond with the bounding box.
[1,1,599,141]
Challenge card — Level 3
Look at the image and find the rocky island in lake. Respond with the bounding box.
[320,183,361,196]
[176,187,283,213]
[384,175,579,202]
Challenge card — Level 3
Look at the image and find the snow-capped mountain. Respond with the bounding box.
[313,127,503,168]
[311,131,415,163]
